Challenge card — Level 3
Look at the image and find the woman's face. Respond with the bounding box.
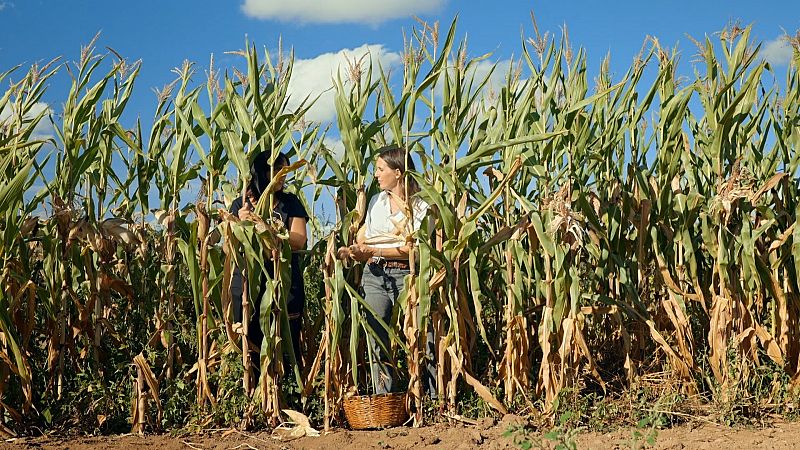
[273,161,287,192]
[375,157,401,191]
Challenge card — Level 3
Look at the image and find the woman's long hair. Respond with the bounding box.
[377,145,420,200]
[249,151,290,198]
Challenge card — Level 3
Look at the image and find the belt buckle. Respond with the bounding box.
[371,256,387,268]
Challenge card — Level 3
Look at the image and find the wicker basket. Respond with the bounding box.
[342,392,409,429]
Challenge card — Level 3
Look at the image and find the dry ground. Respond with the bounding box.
[4,415,800,450]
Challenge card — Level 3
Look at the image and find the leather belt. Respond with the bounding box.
[369,258,410,270]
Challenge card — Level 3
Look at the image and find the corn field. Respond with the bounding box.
[1,19,799,435]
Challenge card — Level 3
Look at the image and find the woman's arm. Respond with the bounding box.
[369,245,409,260]
[348,222,412,262]
[287,217,307,251]
[348,243,410,262]
[355,224,366,244]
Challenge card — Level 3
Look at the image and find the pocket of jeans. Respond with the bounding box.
[367,263,385,277]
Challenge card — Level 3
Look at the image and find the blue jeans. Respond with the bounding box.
[361,263,437,396]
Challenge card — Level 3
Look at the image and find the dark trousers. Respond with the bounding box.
[231,267,304,371]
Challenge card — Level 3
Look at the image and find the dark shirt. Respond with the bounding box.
[230,191,309,322]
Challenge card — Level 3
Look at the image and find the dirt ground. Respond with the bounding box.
[4,415,800,450]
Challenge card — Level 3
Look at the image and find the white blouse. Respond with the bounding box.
[363,190,429,249]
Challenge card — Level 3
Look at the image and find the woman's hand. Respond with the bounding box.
[336,246,352,261]
[348,243,374,263]
[237,192,257,220]
[237,200,253,220]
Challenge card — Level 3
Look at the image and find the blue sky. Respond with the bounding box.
[0,0,797,213]
[1,0,796,128]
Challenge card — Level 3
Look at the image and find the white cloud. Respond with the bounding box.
[0,102,53,139]
[0,2,14,11]
[762,37,793,67]
[241,0,446,24]
[287,44,402,123]
[322,136,345,160]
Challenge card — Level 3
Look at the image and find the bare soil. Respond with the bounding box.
[4,416,800,450]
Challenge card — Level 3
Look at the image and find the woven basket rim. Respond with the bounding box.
[345,391,407,401]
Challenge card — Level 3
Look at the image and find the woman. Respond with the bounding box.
[231,151,308,370]
[340,145,435,396]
